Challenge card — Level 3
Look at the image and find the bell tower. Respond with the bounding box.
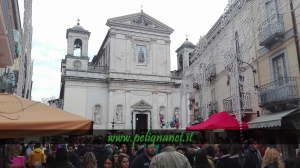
[66,19,91,57]
[175,36,195,72]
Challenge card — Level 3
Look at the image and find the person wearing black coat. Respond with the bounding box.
[215,144,229,168]
[244,139,261,168]
[92,139,112,168]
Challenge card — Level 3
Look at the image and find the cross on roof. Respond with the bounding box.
[141,5,143,12]
[186,34,188,40]
[76,19,80,25]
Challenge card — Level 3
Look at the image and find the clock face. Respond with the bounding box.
[73,60,82,69]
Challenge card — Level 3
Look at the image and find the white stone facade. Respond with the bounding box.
[60,11,184,133]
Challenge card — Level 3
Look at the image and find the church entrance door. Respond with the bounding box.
[135,114,148,132]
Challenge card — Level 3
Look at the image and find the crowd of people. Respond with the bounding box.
[3,136,300,168]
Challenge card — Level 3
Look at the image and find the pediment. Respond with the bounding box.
[106,11,174,35]
[131,100,152,109]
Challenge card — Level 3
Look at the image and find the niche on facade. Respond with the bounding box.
[116,104,123,123]
[158,106,166,125]
[93,104,102,124]
[174,107,180,119]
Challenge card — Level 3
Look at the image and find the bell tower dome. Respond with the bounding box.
[66,19,91,57]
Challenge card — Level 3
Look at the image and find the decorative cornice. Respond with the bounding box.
[132,100,152,109]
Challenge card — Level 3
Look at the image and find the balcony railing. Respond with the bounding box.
[258,14,284,46]
[223,93,251,113]
[258,77,298,107]
[206,64,216,81]
[87,65,109,72]
[194,107,205,120]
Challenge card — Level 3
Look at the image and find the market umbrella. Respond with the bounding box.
[0,93,93,138]
[186,111,248,131]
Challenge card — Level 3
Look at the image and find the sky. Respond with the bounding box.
[18,0,229,102]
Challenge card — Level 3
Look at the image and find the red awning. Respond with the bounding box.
[186,111,248,131]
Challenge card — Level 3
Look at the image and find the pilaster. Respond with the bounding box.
[125,90,131,129]
[109,32,116,70]
[152,39,157,74]
[126,35,132,73]
[108,90,115,129]
[166,40,171,75]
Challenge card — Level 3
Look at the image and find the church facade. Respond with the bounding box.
[59,11,187,133]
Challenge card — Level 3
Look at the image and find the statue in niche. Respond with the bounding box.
[138,47,145,64]
[175,108,179,119]
[116,106,123,123]
[159,108,165,127]
[94,106,101,123]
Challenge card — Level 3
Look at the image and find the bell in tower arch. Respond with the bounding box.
[74,39,82,50]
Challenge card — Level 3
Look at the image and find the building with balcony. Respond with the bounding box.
[59,11,186,133]
[0,0,33,99]
[180,0,300,158]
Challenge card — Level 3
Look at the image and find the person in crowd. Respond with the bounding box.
[118,153,130,168]
[80,146,92,159]
[261,138,280,157]
[215,144,229,168]
[149,143,192,168]
[80,152,97,168]
[244,139,261,168]
[25,141,36,168]
[227,144,245,168]
[213,144,220,165]
[135,143,145,156]
[106,143,117,153]
[242,140,249,151]
[52,148,74,168]
[68,145,81,168]
[194,150,211,168]
[131,143,156,168]
[192,140,201,151]
[118,143,135,165]
[285,151,300,168]
[261,148,284,168]
[205,145,216,168]
[104,155,114,168]
[28,143,46,168]
[112,150,120,168]
[92,138,112,168]
[130,146,136,156]
[44,148,55,168]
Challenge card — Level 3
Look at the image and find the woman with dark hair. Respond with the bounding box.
[51,148,74,168]
[194,150,211,168]
[104,155,114,168]
[118,153,130,168]
[206,145,216,168]
[80,152,97,168]
[227,144,245,168]
[44,148,55,168]
[118,144,135,165]
[112,150,120,168]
